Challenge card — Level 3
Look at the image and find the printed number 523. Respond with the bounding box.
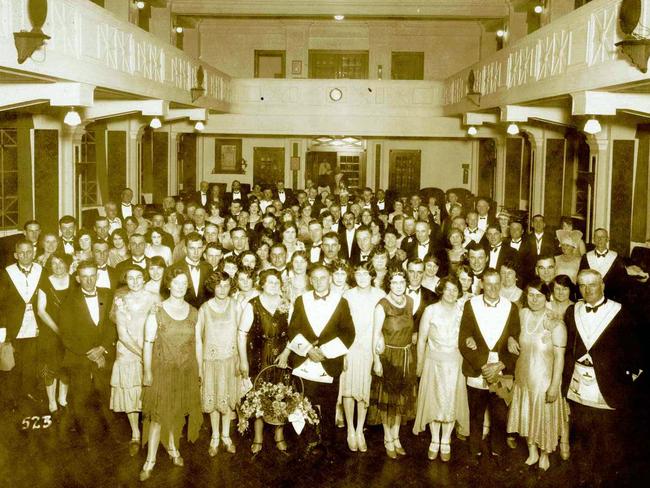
[21,415,52,430]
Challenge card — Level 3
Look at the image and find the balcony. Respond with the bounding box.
[443,0,650,116]
[0,0,231,111]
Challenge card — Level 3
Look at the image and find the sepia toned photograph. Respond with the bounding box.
[0,1,648,487]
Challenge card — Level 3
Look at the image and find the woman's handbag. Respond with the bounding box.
[0,342,15,371]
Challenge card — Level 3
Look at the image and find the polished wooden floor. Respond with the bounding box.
[0,397,647,488]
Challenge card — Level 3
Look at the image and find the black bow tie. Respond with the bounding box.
[484,299,500,308]
[468,229,478,234]
[19,266,32,276]
[595,251,608,258]
[419,242,429,247]
[408,288,420,295]
[63,239,74,244]
[97,266,107,271]
[83,292,97,298]
[378,200,384,204]
[278,191,284,194]
[122,203,131,207]
[312,244,321,249]
[314,292,329,301]
[491,245,501,252]
[360,255,369,261]
[187,263,200,271]
[586,300,606,313]
[511,239,521,244]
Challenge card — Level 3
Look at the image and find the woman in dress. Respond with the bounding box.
[339,262,385,452]
[108,229,130,268]
[413,276,469,461]
[422,255,441,293]
[163,212,182,244]
[74,229,93,264]
[456,264,475,305]
[145,228,173,266]
[497,210,511,238]
[234,266,258,308]
[547,274,574,319]
[36,252,72,414]
[207,201,225,228]
[554,231,581,283]
[140,268,203,481]
[248,201,262,230]
[441,204,463,238]
[237,250,258,271]
[388,200,404,224]
[196,271,240,456]
[558,216,586,256]
[369,267,417,459]
[36,232,60,268]
[111,265,160,456]
[506,278,569,471]
[144,256,167,295]
[499,260,523,308]
[255,242,271,270]
[446,228,467,275]
[330,259,351,296]
[219,216,237,251]
[370,246,389,289]
[237,269,291,455]
[284,251,309,305]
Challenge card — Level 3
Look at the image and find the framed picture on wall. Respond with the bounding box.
[291,60,302,75]
[213,138,243,174]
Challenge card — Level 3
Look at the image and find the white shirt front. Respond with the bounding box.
[107,218,122,234]
[200,192,207,206]
[9,263,42,339]
[345,228,355,257]
[477,215,489,231]
[186,259,201,296]
[62,239,75,255]
[83,291,100,326]
[534,232,544,255]
[260,199,273,213]
[303,291,340,337]
[407,288,422,315]
[121,203,132,218]
[464,227,484,244]
[96,266,111,289]
[417,241,429,260]
[488,245,502,269]
[509,238,522,251]
[309,243,322,263]
[277,191,286,203]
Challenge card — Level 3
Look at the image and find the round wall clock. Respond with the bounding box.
[329,88,343,101]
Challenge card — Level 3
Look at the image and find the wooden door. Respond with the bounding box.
[338,152,365,190]
[253,147,285,188]
[389,150,421,196]
[178,133,197,194]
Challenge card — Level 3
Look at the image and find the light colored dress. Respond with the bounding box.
[145,244,173,266]
[555,255,581,283]
[413,302,470,436]
[107,248,129,268]
[507,309,570,453]
[338,287,386,404]
[110,290,159,413]
[198,298,240,417]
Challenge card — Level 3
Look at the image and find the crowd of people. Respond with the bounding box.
[0,180,646,485]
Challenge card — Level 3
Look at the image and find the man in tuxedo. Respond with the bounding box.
[259,187,275,214]
[360,188,377,215]
[464,211,486,246]
[194,180,210,210]
[228,200,243,220]
[375,189,389,214]
[521,214,558,282]
[58,215,77,255]
[400,216,417,255]
[484,225,519,273]
[443,191,462,221]
[467,242,488,295]
[274,181,295,207]
[1,220,42,268]
[328,204,341,232]
[268,243,289,279]
[406,259,437,327]
[504,220,525,253]
[59,261,115,443]
[535,255,556,286]
[92,241,120,290]
[203,242,223,271]
[409,220,441,260]
[321,232,343,266]
[338,191,350,217]
[339,212,358,261]
[409,194,422,220]
[458,268,520,464]
[579,228,628,302]
[93,216,111,243]
[306,187,323,215]
[193,208,207,236]
[104,202,123,235]
[563,269,643,485]
[288,264,355,457]
[224,227,248,259]
[475,198,492,231]
[115,234,149,280]
[350,225,374,265]
[118,188,134,220]
[226,180,248,207]
[306,220,324,264]
[170,232,211,309]
[0,238,43,409]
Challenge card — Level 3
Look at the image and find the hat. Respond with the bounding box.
[556,229,578,248]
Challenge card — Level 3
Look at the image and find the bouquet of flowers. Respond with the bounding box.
[238,380,319,434]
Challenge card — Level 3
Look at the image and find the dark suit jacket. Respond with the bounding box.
[410,287,437,327]
[484,242,520,272]
[349,246,374,266]
[458,296,520,379]
[170,260,212,309]
[520,232,559,279]
[578,252,628,302]
[96,265,121,290]
[288,293,356,378]
[225,191,248,208]
[0,263,44,340]
[338,227,359,260]
[562,302,641,409]
[118,203,134,221]
[274,189,296,207]
[59,287,115,368]
[400,234,418,257]
[407,240,449,275]
[193,191,210,209]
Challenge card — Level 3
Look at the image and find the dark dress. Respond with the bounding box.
[142,305,203,450]
[368,297,417,424]
[37,276,70,385]
[246,296,289,380]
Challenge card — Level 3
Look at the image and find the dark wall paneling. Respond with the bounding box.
[504,137,522,209]
[152,132,169,204]
[180,133,196,193]
[521,137,532,209]
[477,138,496,199]
[562,135,577,217]
[94,128,108,205]
[543,139,565,228]
[610,140,635,255]
[107,131,127,202]
[632,137,648,242]
[33,129,59,232]
[141,129,153,195]
[17,127,33,225]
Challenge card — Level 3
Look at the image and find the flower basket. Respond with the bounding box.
[238,365,319,434]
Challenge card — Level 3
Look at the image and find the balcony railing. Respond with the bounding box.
[0,0,231,111]
[443,0,650,115]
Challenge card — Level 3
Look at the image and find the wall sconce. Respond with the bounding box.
[194,121,205,131]
[63,107,81,127]
[534,2,544,14]
[467,126,478,136]
[191,66,206,102]
[496,29,506,38]
[135,1,146,9]
[174,26,184,34]
[150,117,162,129]
[14,0,51,64]
[583,117,602,135]
[507,122,520,135]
